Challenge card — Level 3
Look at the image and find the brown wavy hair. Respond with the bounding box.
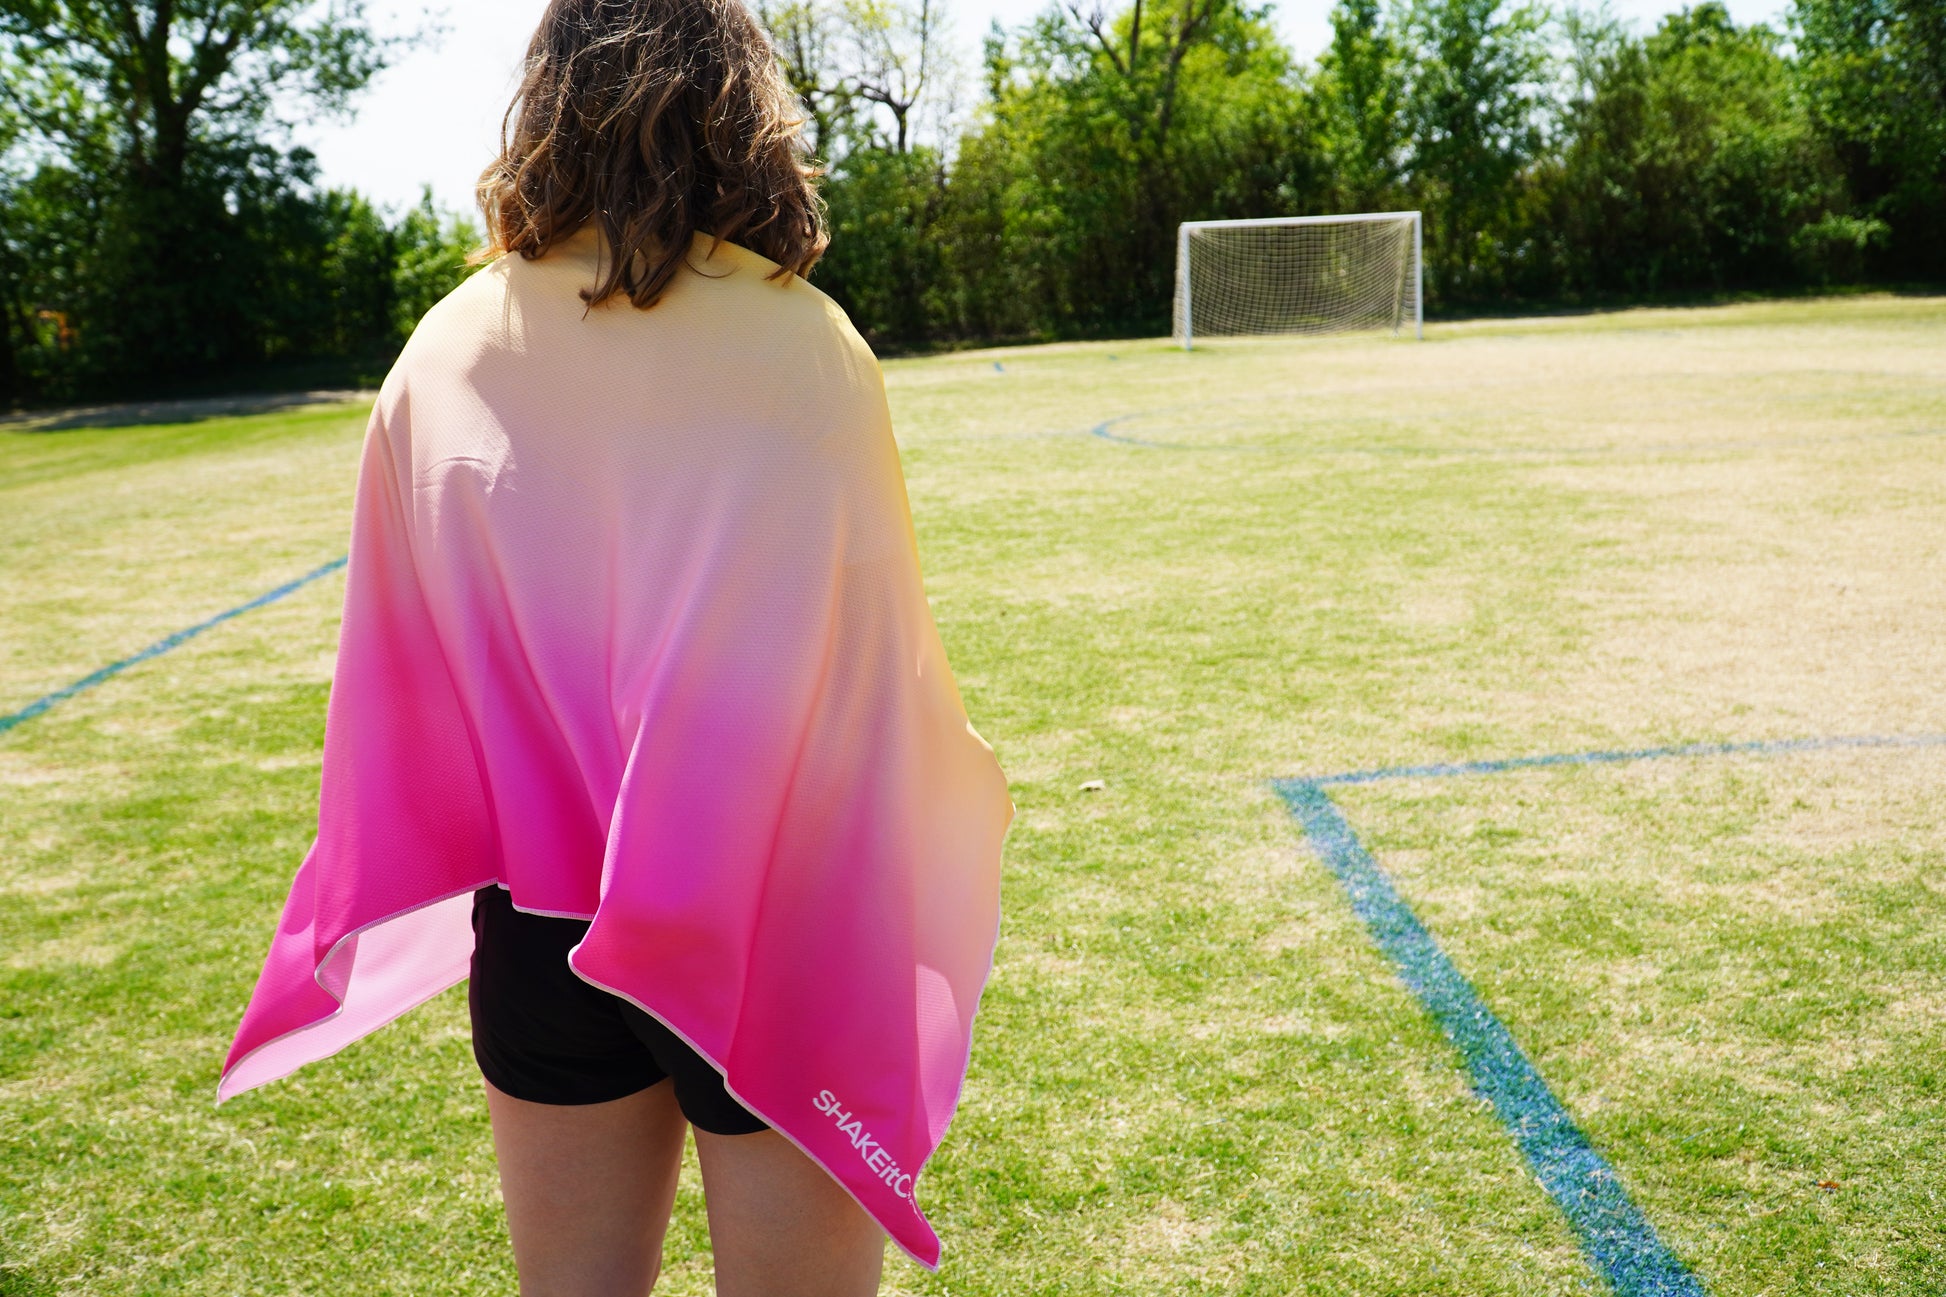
[476,0,829,308]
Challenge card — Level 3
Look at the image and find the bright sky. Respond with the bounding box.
[295,0,1790,217]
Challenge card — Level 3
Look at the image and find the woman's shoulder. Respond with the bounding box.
[391,253,519,368]
[681,233,875,355]
[381,230,882,428]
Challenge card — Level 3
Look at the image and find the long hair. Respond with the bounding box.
[476,0,829,307]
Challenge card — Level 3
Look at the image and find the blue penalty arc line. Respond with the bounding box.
[0,556,348,737]
[1272,730,1946,1297]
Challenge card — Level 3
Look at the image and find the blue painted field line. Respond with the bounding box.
[1275,779,1708,1297]
[1304,731,1946,788]
[0,556,348,736]
[1273,728,1946,1292]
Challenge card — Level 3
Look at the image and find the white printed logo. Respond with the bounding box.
[812,1089,915,1201]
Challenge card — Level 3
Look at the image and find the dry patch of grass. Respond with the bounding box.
[5,296,1944,1294]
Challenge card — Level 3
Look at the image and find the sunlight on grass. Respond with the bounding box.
[2,296,1942,1294]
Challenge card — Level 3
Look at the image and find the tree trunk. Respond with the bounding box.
[0,221,37,405]
[0,309,19,408]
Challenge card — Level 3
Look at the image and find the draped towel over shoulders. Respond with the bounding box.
[218,227,1013,1269]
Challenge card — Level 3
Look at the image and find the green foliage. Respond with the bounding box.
[0,133,483,404]
[1539,3,1849,296]
[1399,0,1550,295]
[0,4,487,406]
[760,0,863,161]
[816,146,950,342]
[0,1,402,170]
[1314,0,1409,210]
[0,108,19,399]
[390,187,486,339]
[1789,212,1891,284]
[2,0,1943,392]
[826,0,1321,339]
[240,176,400,364]
[1792,0,1946,275]
[815,0,1942,339]
[0,0,449,404]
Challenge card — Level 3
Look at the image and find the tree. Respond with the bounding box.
[764,0,965,336]
[1541,3,1849,295]
[0,0,421,389]
[0,127,125,400]
[760,0,959,159]
[1314,0,1408,210]
[844,0,945,153]
[1398,0,1550,296]
[1793,0,1946,275]
[759,0,858,161]
[390,186,481,340]
[0,90,24,401]
[1059,0,1243,154]
[0,1,397,188]
[938,0,1315,336]
[815,145,946,339]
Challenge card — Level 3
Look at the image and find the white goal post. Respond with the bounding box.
[1173,212,1424,349]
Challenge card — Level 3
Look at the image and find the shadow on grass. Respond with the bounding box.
[3,388,376,434]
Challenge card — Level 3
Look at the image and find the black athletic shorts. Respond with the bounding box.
[467,885,768,1135]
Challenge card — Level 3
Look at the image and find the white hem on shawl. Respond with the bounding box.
[215,883,485,1102]
[215,882,971,1271]
[220,880,957,1261]
[562,953,946,1272]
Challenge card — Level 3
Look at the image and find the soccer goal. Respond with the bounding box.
[1172,212,1423,349]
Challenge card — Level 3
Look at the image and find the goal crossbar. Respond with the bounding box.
[1181,212,1417,230]
[1174,211,1423,349]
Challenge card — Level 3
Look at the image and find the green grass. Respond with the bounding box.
[3,294,1943,1294]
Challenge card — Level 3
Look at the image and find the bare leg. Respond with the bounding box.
[485,1077,688,1297]
[694,1128,886,1297]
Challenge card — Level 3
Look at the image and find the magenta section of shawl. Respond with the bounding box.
[218,234,1012,1269]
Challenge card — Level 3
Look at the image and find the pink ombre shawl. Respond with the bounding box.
[219,226,1013,1268]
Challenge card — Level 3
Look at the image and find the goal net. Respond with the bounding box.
[1172,212,1423,349]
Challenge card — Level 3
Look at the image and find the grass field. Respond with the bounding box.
[3,294,1943,1295]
